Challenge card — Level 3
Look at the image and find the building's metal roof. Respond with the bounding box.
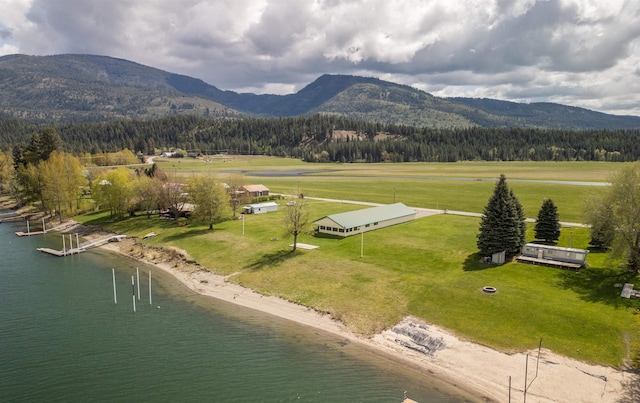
[316,203,416,228]
[523,243,589,254]
[247,201,279,208]
[243,184,270,192]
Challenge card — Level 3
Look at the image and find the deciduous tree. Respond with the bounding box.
[586,162,640,272]
[584,198,615,249]
[134,175,162,218]
[40,151,86,222]
[187,174,231,230]
[92,167,134,219]
[0,151,13,194]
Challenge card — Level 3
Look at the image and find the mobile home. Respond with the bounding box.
[518,243,589,269]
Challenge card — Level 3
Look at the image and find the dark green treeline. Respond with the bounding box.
[1,115,638,162]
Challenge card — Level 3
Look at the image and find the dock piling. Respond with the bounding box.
[112,269,117,304]
[136,267,140,301]
[131,276,136,313]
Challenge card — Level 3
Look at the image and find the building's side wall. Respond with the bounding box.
[521,244,587,264]
[315,218,346,236]
[314,214,415,237]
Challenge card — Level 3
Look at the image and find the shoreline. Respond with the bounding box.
[79,226,636,402]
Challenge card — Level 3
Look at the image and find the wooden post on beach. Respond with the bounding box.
[69,234,73,255]
[76,233,80,252]
[136,267,140,300]
[508,376,511,403]
[536,338,542,377]
[26,218,30,235]
[131,276,136,313]
[62,235,66,256]
[148,270,152,305]
[43,218,46,233]
[524,354,529,403]
[112,269,117,304]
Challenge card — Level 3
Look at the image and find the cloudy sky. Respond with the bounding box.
[1,0,639,115]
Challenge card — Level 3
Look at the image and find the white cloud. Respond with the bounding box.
[0,0,639,115]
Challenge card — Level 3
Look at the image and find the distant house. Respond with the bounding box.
[160,203,195,218]
[243,201,279,214]
[242,184,270,198]
[313,203,416,237]
[517,243,589,269]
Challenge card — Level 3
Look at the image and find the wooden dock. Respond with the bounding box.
[516,255,582,269]
[36,247,85,257]
[16,231,45,237]
[0,214,28,223]
[36,235,126,257]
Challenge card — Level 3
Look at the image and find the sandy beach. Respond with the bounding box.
[87,230,638,403]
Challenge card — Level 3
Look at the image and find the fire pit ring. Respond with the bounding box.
[482,286,497,294]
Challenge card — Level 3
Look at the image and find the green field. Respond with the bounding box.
[80,157,640,367]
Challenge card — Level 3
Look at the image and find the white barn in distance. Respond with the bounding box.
[314,203,416,237]
[243,201,279,214]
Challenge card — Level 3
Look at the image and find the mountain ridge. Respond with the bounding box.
[1,53,639,129]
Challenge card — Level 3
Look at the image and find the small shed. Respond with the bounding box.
[517,243,589,269]
[492,251,506,264]
[243,201,279,214]
[313,203,416,237]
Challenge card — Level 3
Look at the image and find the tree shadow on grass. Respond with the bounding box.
[79,210,119,226]
[244,250,297,271]
[161,228,214,242]
[558,265,639,307]
[313,232,344,240]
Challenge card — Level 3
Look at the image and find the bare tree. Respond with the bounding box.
[158,170,188,218]
[225,173,252,218]
[283,198,311,251]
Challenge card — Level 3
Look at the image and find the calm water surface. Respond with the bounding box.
[0,214,474,402]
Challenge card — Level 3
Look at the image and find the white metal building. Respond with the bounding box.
[313,203,416,237]
[243,201,279,214]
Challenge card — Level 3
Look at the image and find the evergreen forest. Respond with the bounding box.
[1,115,639,163]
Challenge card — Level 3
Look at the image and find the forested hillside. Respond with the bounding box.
[1,115,638,163]
[2,54,640,129]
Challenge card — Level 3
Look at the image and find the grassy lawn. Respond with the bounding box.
[157,157,610,222]
[80,157,640,367]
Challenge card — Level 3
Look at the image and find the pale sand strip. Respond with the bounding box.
[97,237,636,403]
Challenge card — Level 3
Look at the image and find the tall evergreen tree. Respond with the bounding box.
[511,189,527,247]
[477,175,526,259]
[534,199,561,243]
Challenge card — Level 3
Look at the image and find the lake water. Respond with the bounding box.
[0,214,474,402]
